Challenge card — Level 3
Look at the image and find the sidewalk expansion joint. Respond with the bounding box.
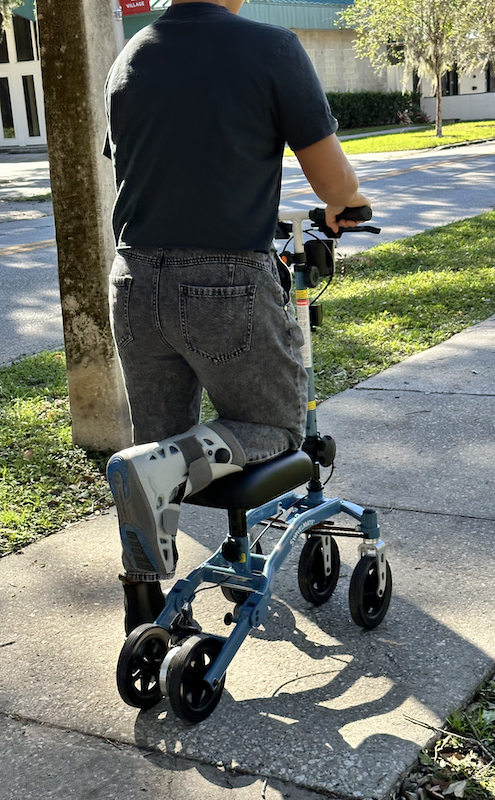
[0,708,324,796]
[0,709,361,798]
[355,386,495,397]
[0,708,129,751]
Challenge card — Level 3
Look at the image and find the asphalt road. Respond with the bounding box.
[0,152,58,365]
[1,141,494,365]
[281,140,495,255]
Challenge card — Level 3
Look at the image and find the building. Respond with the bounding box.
[0,0,387,149]
[421,66,495,123]
[0,0,45,147]
[1,0,494,149]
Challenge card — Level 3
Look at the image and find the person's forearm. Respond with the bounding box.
[295,135,371,231]
[310,166,359,208]
[295,134,359,206]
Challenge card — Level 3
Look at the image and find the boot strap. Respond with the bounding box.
[177,435,212,494]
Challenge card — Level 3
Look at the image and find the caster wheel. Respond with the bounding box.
[298,534,340,605]
[167,634,225,723]
[116,623,170,709]
[349,555,392,629]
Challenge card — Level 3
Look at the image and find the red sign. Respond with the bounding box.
[120,0,151,15]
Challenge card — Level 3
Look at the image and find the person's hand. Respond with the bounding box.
[324,192,372,234]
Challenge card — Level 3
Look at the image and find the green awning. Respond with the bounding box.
[12,0,36,22]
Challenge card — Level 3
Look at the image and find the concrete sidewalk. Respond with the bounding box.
[1,317,495,800]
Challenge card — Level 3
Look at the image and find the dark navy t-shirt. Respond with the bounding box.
[104,3,338,251]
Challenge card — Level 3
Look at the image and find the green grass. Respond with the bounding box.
[0,351,113,555]
[340,121,495,155]
[10,192,52,203]
[285,121,495,157]
[1,211,495,555]
[338,124,418,136]
[311,211,495,398]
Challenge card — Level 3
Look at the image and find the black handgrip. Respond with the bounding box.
[308,206,377,238]
[336,205,372,222]
[309,206,372,225]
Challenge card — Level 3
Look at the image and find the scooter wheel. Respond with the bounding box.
[298,534,340,605]
[167,634,225,723]
[349,555,392,629]
[116,623,170,709]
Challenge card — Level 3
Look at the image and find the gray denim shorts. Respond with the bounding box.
[109,248,308,463]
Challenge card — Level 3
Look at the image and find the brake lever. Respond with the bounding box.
[345,224,381,235]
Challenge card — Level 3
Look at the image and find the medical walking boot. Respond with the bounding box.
[107,421,245,630]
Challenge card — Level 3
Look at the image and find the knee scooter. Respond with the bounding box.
[115,206,391,723]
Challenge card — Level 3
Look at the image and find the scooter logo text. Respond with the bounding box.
[290,518,315,545]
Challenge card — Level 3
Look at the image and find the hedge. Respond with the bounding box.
[326,91,427,129]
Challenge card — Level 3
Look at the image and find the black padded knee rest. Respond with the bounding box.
[185,450,313,510]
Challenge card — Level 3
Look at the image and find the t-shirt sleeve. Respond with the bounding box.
[102,131,111,159]
[272,32,338,151]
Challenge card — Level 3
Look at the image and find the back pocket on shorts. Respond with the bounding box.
[179,284,256,363]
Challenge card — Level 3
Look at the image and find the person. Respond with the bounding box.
[103,0,370,634]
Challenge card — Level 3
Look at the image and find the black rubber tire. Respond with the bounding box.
[116,623,169,709]
[298,534,340,605]
[349,555,392,629]
[167,634,225,723]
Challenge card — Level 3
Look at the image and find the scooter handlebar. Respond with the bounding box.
[308,206,379,238]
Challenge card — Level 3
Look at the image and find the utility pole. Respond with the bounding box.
[36,0,132,451]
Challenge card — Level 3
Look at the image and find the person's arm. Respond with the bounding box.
[294,133,371,233]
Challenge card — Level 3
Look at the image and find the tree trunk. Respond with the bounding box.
[435,69,443,137]
[36,0,132,451]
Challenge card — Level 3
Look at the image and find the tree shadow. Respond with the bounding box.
[126,498,495,796]
[1,496,494,799]
[132,581,495,798]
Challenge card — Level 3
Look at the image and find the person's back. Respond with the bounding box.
[105,4,336,250]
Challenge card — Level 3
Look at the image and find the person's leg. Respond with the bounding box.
[107,419,246,577]
[109,251,203,445]
[108,251,248,632]
[109,250,204,632]
[107,420,246,633]
[159,250,308,462]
